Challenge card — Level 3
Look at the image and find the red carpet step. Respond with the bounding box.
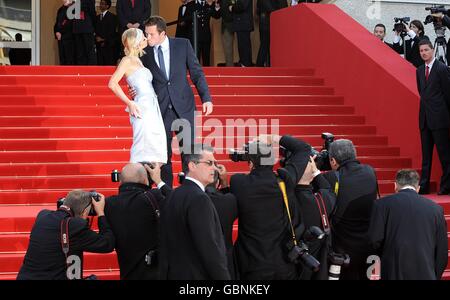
[0,66,447,280]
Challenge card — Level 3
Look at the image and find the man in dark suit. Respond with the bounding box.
[176,0,194,43]
[141,16,213,187]
[72,0,97,65]
[159,144,230,280]
[416,39,450,195]
[17,190,115,280]
[117,0,151,33]
[368,169,448,280]
[95,0,118,65]
[230,0,254,67]
[205,165,238,279]
[105,163,165,280]
[230,134,311,280]
[54,0,75,65]
[373,24,394,49]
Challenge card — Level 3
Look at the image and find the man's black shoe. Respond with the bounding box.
[437,188,450,196]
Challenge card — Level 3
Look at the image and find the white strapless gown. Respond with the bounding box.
[126,67,167,164]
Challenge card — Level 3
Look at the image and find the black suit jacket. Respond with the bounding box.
[95,11,118,48]
[416,59,450,130]
[141,38,211,126]
[54,5,74,39]
[368,189,448,279]
[105,183,164,280]
[72,0,96,34]
[393,35,429,67]
[159,179,230,280]
[116,0,151,32]
[17,210,115,280]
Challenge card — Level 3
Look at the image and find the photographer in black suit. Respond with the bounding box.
[17,190,115,280]
[416,39,450,195]
[230,134,315,280]
[105,163,168,280]
[159,144,230,280]
[323,139,378,280]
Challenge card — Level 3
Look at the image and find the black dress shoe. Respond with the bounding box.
[437,188,450,196]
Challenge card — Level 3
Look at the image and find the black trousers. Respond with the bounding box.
[161,106,195,188]
[256,27,270,67]
[236,31,252,67]
[257,14,270,67]
[197,38,211,67]
[419,127,450,192]
[96,44,116,66]
[74,33,97,65]
[58,39,75,65]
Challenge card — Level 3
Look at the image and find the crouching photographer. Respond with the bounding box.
[229,134,321,280]
[17,190,115,280]
[105,163,168,280]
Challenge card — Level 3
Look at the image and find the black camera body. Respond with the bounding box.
[424,5,449,27]
[311,132,334,171]
[393,17,410,34]
[287,240,321,272]
[229,141,273,166]
[56,191,100,217]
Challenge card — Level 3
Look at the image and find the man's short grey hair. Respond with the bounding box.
[63,190,92,217]
[181,144,214,175]
[395,169,420,188]
[328,139,357,164]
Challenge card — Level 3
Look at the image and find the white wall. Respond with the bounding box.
[326,0,450,45]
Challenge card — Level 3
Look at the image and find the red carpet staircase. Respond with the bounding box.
[0,66,448,280]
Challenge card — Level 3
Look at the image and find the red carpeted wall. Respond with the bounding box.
[271,3,441,185]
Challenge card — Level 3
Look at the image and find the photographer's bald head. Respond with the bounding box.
[120,163,149,185]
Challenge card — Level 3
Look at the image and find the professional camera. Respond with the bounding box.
[229,141,274,166]
[286,226,325,272]
[393,17,410,33]
[328,251,351,280]
[56,191,101,217]
[311,132,334,171]
[424,5,449,35]
[111,162,155,185]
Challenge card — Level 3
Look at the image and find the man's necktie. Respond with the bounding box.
[426,65,430,81]
[131,0,135,8]
[158,46,168,80]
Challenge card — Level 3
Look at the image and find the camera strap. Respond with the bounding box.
[142,190,160,219]
[277,178,298,247]
[60,217,72,268]
[314,192,331,234]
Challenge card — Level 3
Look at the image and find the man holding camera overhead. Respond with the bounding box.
[105,163,169,280]
[17,190,115,280]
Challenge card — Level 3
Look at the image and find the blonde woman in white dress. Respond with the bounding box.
[108,28,167,165]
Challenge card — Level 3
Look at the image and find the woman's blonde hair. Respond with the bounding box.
[122,28,145,57]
